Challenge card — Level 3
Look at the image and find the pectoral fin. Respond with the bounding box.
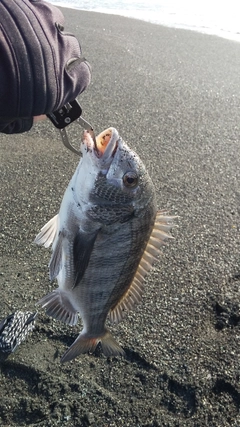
[73,229,99,288]
[49,232,64,281]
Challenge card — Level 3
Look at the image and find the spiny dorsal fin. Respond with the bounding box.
[108,211,175,324]
[34,214,58,248]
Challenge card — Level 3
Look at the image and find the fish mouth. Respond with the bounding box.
[94,128,120,160]
[82,127,121,165]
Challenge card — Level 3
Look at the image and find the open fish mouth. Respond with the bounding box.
[95,128,114,155]
[95,127,120,160]
[84,127,120,161]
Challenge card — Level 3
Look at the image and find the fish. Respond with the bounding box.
[34,127,174,362]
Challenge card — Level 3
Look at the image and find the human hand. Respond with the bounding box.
[0,0,91,134]
[33,115,47,123]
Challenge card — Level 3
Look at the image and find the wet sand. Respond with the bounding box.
[0,8,240,427]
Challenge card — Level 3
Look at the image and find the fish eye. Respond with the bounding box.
[123,172,138,188]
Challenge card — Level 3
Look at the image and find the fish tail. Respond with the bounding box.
[101,330,125,357]
[61,329,124,363]
[36,289,78,326]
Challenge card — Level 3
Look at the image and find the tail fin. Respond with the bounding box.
[61,329,124,363]
[37,289,78,326]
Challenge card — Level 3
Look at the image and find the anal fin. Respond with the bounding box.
[37,289,78,326]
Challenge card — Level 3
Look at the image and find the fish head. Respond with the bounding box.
[79,127,156,214]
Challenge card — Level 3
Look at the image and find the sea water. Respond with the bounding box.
[49,0,240,42]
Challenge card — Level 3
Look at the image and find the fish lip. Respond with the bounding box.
[88,127,121,162]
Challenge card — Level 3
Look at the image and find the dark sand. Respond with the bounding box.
[0,8,240,427]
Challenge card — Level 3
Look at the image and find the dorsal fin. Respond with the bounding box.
[108,211,175,324]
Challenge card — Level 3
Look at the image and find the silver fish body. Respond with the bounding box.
[35,128,174,362]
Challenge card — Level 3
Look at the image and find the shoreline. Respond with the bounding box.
[49,1,240,44]
[0,8,239,426]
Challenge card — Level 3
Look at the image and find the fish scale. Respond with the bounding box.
[35,127,175,362]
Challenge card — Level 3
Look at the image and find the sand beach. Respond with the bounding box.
[0,8,240,426]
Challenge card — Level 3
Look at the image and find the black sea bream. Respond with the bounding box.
[35,128,174,362]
